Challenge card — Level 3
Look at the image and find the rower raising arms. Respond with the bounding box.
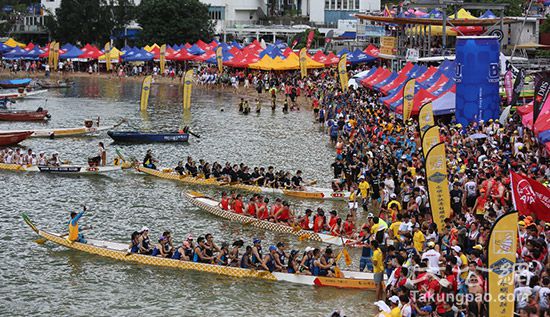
[143,149,158,169]
[193,237,214,263]
[68,206,87,243]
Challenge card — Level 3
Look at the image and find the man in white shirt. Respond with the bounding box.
[422,241,441,274]
[538,277,550,310]
[398,214,413,241]
[514,277,532,309]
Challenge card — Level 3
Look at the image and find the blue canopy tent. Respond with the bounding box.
[3,47,27,60]
[23,46,44,60]
[61,43,74,51]
[347,49,376,64]
[122,49,153,62]
[427,9,443,19]
[231,41,242,50]
[274,40,287,50]
[259,46,284,59]
[337,48,350,57]
[206,51,234,64]
[480,10,497,18]
[121,45,132,53]
[187,44,205,55]
[59,46,84,59]
[339,31,356,39]
[0,43,12,53]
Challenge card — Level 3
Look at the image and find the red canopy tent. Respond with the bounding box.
[39,44,66,58]
[25,43,35,51]
[415,66,438,83]
[167,48,195,61]
[282,47,293,57]
[361,68,385,87]
[193,50,215,62]
[395,88,437,115]
[196,40,208,50]
[184,43,192,48]
[364,69,391,89]
[364,44,379,57]
[378,62,414,95]
[324,52,340,66]
[78,44,103,59]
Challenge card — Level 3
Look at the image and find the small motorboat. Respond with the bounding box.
[108,131,189,143]
[0,131,33,146]
[0,78,32,89]
[0,108,50,121]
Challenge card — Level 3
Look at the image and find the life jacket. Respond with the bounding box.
[233,199,243,214]
[313,215,325,233]
[68,221,79,241]
[343,221,354,236]
[220,198,229,210]
[258,203,269,220]
[278,207,290,221]
[300,216,310,229]
[247,203,256,217]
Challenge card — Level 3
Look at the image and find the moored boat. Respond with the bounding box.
[36,80,74,89]
[0,131,33,146]
[137,166,350,201]
[0,163,121,174]
[108,131,189,143]
[0,89,48,99]
[0,110,50,121]
[22,214,376,290]
[0,119,125,138]
[0,78,31,88]
[183,191,358,246]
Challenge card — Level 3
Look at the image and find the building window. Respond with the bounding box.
[355,0,359,9]
[208,6,225,20]
[343,0,347,9]
[325,0,330,10]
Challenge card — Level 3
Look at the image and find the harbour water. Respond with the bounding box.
[0,76,375,316]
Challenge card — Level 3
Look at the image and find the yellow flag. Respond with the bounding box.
[334,266,344,278]
[418,102,434,138]
[343,248,352,266]
[216,46,223,74]
[338,54,348,92]
[160,44,166,75]
[47,42,54,67]
[402,78,415,122]
[299,48,307,78]
[421,125,440,158]
[425,142,451,231]
[104,42,111,72]
[140,75,152,112]
[52,42,59,71]
[487,211,518,317]
[183,69,193,110]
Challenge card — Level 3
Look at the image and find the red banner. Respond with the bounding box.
[511,171,550,221]
[306,31,315,50]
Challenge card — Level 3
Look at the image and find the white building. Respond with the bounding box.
[41,0,61,14]
[301,0,381,25]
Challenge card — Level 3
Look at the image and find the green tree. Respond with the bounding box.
[46,0,135,45]
[137,0,213,45]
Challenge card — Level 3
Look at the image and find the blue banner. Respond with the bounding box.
[455,37,500,126]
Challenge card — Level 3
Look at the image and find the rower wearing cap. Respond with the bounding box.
[251,238,263,267]
[48,151,61,166]
[299,247,314,274]
[261,246,282,272]
[68,206,87,243]
[139,227,152,254]
[4,149,13,164]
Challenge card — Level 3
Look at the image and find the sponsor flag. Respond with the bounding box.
[216,46,223,74]
[504,70,513,105]
[533,72,550,124]
[160,44,166,75]
[425,142,452,231]
[510,68,525,106]
[183,70,193,110]
[487,211,518,317]
[306,30,315,50]
[343,248,352,266]
[104,42,112,72]
[299,48,307,78]
[291,34,301,49]
[383,5,392,17]
[499,105,511,126]
[47,41,54,68]
[402,78,415,122]
[421,126,440,157]
[338,54,348,92]
[52,42,59,71]
[418,102,434,137]
[510,171,550,221]
[140,75,152,112]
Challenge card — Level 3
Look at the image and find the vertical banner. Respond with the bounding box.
[104,42,112,72]
[306,30,315,50]
[52,42,59,71]
[510,68,525,106]
[338,54,348,92]
[421,125,440,157]
[183,69,193,110]
[487,211,518,317]
[425,142,451,231]
[291,34,301,49]
[510,171,550,221]
[160,44,166,75]
[216,46,223,74]
[419,102,434,137]
[140,75,152,112]
[533,72,550,124]
[299,48,307,78]
[47,42,54,68]
[455,36,500,126]
[504,69,513,105]
[402,78,415,122]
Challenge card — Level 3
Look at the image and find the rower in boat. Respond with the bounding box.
[3,149,14,164]
[139,227,153,254]
[218,192,230,210]
[129,231,142,253]
[274,242,287,268]
[311,248,335,277]
[151,231,174,257]
[261,245,283,272]
[298,209,313,230]
[287,250,300,273]
[68,207,87,243]
[251,238,263,268]
[228,239,244,267]
[256,197,269,220]
[273,201,293,224]
[232,194,244,214]
[193,236,214,263]
[48,151,61,166]
[216,242,230,265]
[38,151,47,166]
[174,161,185,176]
[172,240,192,261]
[204,233,220,259]
[299,247,314,275]
[240,245,254,269]
[291,170,305,190]
[143,150,158,169]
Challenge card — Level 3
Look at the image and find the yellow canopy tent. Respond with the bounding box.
[249,55,281,70]
[250,54,325,71]
[450,8,477,19]
[281,53,325,70]
[99,46,122,63]
[4,38,25,48]
[143,45,152,52]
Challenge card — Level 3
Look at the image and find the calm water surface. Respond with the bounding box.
[0,77,376,316]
